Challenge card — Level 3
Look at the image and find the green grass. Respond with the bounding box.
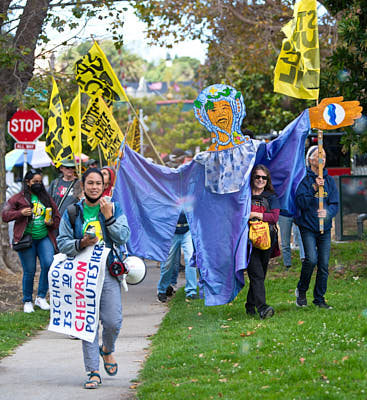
[0,309,49,358]
[137,241,367,400]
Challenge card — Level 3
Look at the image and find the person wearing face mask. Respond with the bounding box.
[294,146,339,309]
[2,169,60,313]
[57,168,130,390]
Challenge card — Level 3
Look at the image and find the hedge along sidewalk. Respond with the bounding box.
[137,241,367,400]
[0,262,172,400]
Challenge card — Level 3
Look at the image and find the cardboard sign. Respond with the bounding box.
[48,243,110,342]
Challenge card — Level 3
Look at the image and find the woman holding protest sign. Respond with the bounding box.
[246,165,280,320]
[57,168,130,389]
[2,169,60,313]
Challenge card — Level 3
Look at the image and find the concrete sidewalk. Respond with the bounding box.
[0,262,178,400]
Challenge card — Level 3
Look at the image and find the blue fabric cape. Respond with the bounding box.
[113,110,310,306]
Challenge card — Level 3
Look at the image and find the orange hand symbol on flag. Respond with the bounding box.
[309,97,363,130]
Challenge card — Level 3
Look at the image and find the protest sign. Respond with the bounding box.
[48,243,110,343]
[74,41,129,103]
[45,77,74,167]
[274,0,320,100]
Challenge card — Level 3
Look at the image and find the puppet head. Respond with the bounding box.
[194,84,247,151]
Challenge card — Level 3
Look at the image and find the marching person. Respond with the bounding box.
[278,210,305,269]
[157,210,198,302]
[295,146,339,309]
[246,165,280,319]
[2,169,60,313]
[101,166,116,197]
[48,159,80,217]
[57,168,130,389]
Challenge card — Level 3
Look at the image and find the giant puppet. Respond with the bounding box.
[113,84,361,306]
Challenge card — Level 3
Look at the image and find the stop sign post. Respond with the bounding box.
[7,109,44,176]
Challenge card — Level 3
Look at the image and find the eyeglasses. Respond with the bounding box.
[255,175,268,181]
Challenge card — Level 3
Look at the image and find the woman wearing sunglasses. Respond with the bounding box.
[2,169,60,313]
[246,164,280,319]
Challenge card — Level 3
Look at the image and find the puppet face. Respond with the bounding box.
[194,84,247,151]
[207,100,233,133]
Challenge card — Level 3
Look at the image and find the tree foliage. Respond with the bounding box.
[0,0,128,271]
[131,0,337,83]
[321,0,367,153]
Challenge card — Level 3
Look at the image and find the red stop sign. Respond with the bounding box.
[8,109,44,142]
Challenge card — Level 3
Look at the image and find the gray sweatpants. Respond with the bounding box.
[82,266,122,372]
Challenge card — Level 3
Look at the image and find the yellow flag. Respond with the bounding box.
[127,116,141,153]
[66,89,81,156]
[81,97,101,142]
[74,41,129,103]
[97,97,125,163]
[81,96,124,164]
[87,135,100,151]
[45,78,73,168]
[274,0,319,100]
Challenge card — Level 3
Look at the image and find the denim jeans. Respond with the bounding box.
[169,251,181,287]
[17,235,55,303]
[278,215,305,266]
[158,231,197,297]
[83,266,122,371]
[297,229,331,304]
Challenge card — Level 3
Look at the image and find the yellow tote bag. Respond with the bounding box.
[249,220,271,250]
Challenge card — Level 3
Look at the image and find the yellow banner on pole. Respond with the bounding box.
[66,89,81,155]
[274,0,319,100]
[81,96,124,164]
[45,78,73,168]
[127,116,141,153]
[74,41,129,103]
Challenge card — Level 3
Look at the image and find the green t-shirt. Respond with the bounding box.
[24,194,48,239]
[82,203,103,240]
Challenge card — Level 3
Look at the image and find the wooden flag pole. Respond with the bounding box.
[317,128,324,234]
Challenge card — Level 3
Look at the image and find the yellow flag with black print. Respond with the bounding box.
[96,97,125,164]
[274,0,320,100]
[45,78,73,168]
[66,89,81,156]
[74,41,129,103]
[81,96,124,164]
[127,116,141,153]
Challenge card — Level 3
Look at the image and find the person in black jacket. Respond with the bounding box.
[246,165,280,319]
[294,146,339,309]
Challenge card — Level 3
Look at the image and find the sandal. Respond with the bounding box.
[99,345,118,376]
[84,372,102,389]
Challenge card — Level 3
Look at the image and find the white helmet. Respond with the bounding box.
[124,256,147,285]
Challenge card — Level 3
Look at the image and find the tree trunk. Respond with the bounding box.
[0,0,51,271]
[0,104,14,273]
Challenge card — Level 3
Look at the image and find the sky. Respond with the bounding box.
[43,5,208,65]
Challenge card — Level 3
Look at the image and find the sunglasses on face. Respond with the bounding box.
[254,175,268,181]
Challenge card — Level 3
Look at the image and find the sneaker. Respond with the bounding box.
[259,306,274,319]
[35,297,50,310]
[315,302,333,309]
[166,285,175,297]
[24,302,34,313]
[285,265,291,270]
[295,288,307,307]
[186,294,200,300]
[157,292,167,303]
